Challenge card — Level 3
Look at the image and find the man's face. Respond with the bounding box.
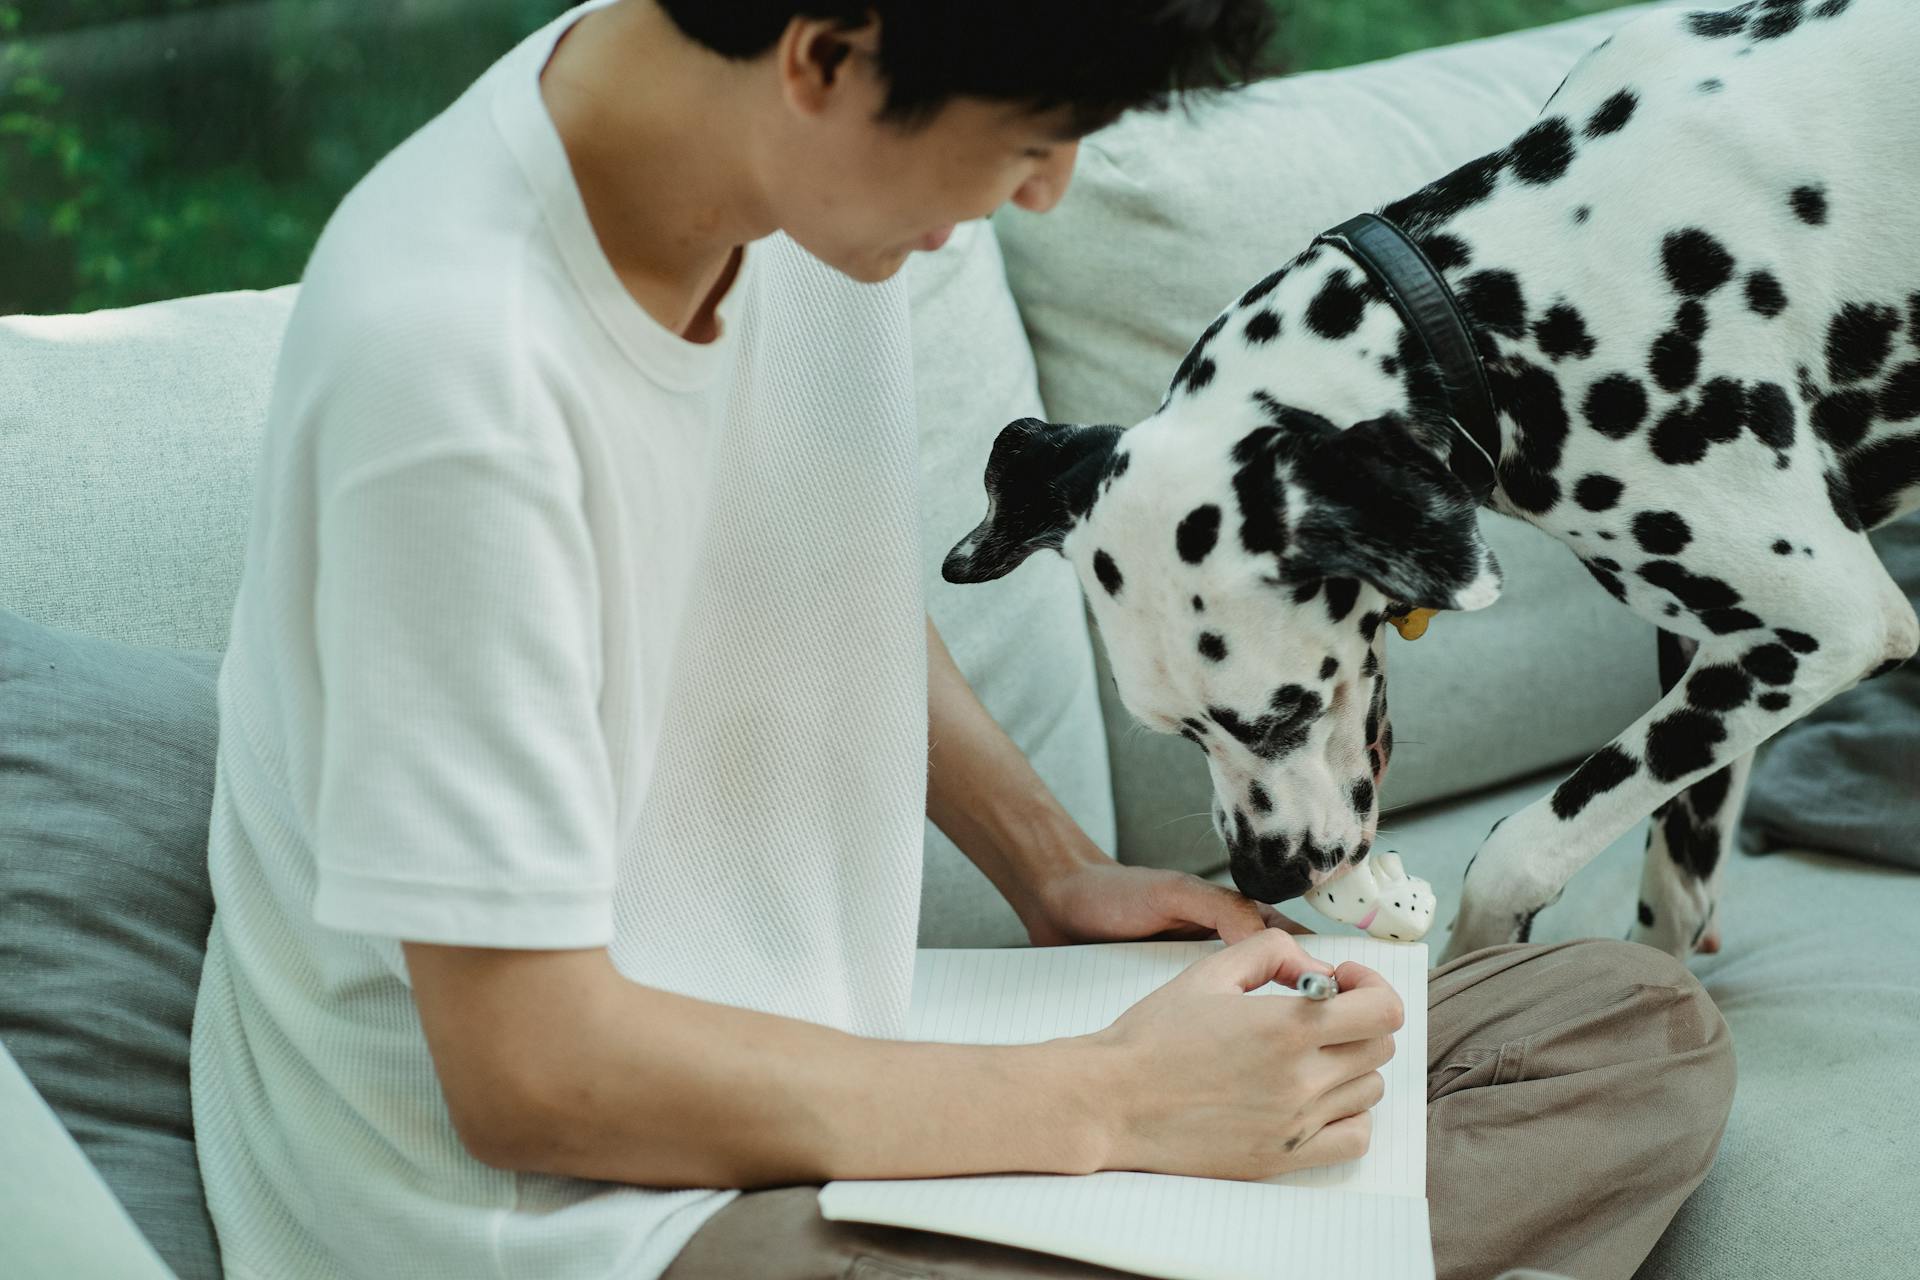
[762,57,1084,282]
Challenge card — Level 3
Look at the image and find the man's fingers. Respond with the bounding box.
[1194,927,1334,994]
[1308,986,1407,1044]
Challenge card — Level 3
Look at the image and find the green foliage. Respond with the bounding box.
[2,0,1640,315]
[1266,0,1638,73]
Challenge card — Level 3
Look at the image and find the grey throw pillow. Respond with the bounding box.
[0,605,223,1279]
[1743,511,1920,869]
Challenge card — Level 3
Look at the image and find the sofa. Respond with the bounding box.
[5,5,1919,1278]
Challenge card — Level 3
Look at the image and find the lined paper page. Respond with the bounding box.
[820,938,1432,1280]
[819,1172,1433,1280]
[904,937,1427,1198]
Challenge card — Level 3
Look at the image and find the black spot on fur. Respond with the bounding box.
[1583,90,1637,138]
[1698,77,1725,93]
[1290,578,1320,605]
[1488,356,1570,514]
[1662,229,1735,298]
[1420,233,1472,272]
[1646,708,1727,782]
[1574,473,1624,511]
[1633,510,1693,555]
[1171,313,1228,395]
[1306,269,1369,340]
[1639,900,1656,927]
[1745,270,1787,317]
[1639,559,1741,611]
[1358,611,1383,643]
[1350,777,1375,816]
[1866,656,1908,681]
[1509,117,1576,185]
[1551,745,1638,818]
[1183,717,1209,737]
[1573,204,1592,225]
[1199,631,1229,662]
[1460,270,1528,339]
[1534,304,1596,360]
[1362,649,1380,677]
[1687,664,1753,711]
[1688,8,1747,37]
[1844,434,1920,526]
[1093,549,1123,596]
[1675,301,1709,342]
[1650,377,1747,464]
[1187,358,1216,393]
[1826,468,1864,531]
[1324,578,1360,624]
[1741,643,1798,685]
[1775,628,1819,654]
[1752,2,1802,38]
[1649,328,1701,393]
[1239,268,1285,309]
[1746,382,1795,451]
[1177,505,1222,564]
[1881,361,1920,422]
[1771,539,1793,555]
[1701,608,1763,634]
[1790,185,1828,225]
[1192,595,1205,611]
[1756,690,1792,711]
[1582,376,1643,441]
[1812,389,1877,450]
[1244,309,1282,345]
[1249,780,1272,813]
[1826,302,1903,383]
[1381,151,1506,227]
[1319,656,1339,680]
[1583,560,1629,602]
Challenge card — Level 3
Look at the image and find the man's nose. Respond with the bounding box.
[1011,141,1080,214]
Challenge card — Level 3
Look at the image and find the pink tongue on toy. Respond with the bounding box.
[1356,907,1379,931]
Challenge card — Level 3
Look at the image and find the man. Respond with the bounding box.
[188,3,1735,1278]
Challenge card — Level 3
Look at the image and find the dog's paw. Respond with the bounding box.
[1303,851,1436,942]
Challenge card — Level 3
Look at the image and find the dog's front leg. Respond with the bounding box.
[1631,750,1752,956]
[1440,618,1901,965]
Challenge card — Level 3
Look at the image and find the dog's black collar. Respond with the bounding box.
[1312,212,1501,504]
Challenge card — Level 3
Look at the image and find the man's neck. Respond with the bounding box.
[539,0,775,339]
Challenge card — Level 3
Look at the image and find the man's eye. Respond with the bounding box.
[1022,147,1052,160]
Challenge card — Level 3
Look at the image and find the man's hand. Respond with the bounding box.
[1021,852,1312,947]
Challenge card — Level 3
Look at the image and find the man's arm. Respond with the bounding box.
[402,942,1111,1186]
[403,930,1385,1189]
[923,615,1107,933]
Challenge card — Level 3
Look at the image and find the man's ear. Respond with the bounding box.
[943,418,1124,584]
[777,13,882,115]
[1290,416,1502,612]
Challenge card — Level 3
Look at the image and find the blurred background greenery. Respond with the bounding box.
[0,0,1637,315]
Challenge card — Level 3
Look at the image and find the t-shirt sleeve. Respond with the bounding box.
[309,443,617,948]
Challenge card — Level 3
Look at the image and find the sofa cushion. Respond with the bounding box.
[909,219,1117,946]
[991,5,1669,870]
[1742,512,1920,871]
[0,605,222,1279]
[0,287,298,651]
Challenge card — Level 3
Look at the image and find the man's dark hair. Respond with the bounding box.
[654,1,1280,133]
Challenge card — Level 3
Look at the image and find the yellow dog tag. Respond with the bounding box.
[1385,607,1438,641]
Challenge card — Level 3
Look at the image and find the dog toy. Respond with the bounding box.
[1301,850,1436,943]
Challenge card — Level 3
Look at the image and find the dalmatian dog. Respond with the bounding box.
[944,0,1920,962]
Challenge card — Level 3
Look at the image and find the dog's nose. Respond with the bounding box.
[1229,854,1313,904]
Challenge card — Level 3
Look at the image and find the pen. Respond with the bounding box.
[1295,971,1338,1001]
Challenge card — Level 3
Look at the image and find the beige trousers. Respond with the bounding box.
[661,939,1736,1280]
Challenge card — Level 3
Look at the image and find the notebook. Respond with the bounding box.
[819,936,1431,1280]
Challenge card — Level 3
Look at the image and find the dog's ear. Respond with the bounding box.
[1290,416,1502,612]
[943,418,1124,584]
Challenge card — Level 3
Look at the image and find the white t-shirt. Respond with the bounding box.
[188,3,929,1276]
